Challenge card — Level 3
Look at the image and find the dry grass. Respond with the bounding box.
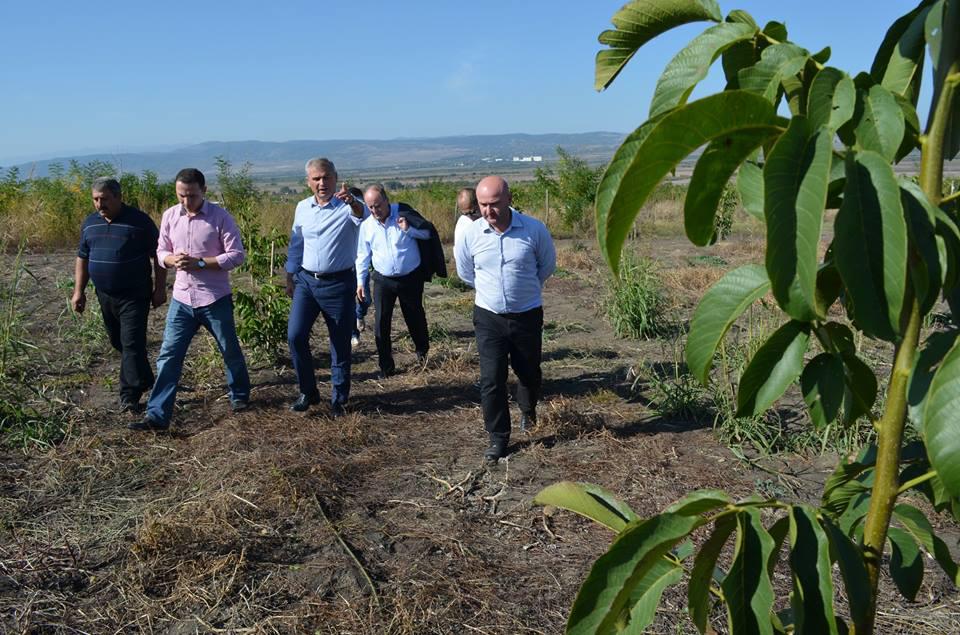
[555,243,597,273]
[661,266,727,307]
[2,241,959,634]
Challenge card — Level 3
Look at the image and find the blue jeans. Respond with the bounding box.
[145,296,250,425]
[287,268,354,405]
[354,276,371,338]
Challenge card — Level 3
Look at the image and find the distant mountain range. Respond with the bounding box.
[7,132,627,180]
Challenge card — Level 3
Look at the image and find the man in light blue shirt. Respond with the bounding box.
[455,176,556,463]
[356,184,432,377]
[285,157,367,416]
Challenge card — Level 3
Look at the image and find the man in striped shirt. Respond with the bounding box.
[72,177,167,413]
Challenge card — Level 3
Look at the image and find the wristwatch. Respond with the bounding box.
[197,259,206,269]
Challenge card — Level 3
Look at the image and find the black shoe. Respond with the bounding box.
[416,352,428,365]
[484,436,509,463]
[520,412,536,433]
[118,398,143,414]
[377,368,396,380]
[231,399,250,412]
[330,402,346,418]
[290,393,321,412]
[128,416,168,432]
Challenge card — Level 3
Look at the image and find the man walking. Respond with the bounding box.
[356,184,432,378]
[131,168,250,431]
[453,187,481,266]
[286,158,367,415]
[455,176,556,463]
[349,186,371,349]
[72,177,166,413]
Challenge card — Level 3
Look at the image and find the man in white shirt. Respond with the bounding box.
[356,184,432,378]
[453,187,481,266]
[455,176,556,463]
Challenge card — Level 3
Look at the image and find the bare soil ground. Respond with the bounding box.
[1,236,958,634]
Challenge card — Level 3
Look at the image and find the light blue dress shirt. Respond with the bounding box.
[454,209,556,314]
[285,195,368,274]
[355,204,431,286]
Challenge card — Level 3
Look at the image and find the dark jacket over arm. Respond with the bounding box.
[398,203,447,281]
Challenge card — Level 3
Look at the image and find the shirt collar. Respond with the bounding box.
[179,199,208,216]
[311,195,346,210]
[375,204,399,226]
[482,207,524,233]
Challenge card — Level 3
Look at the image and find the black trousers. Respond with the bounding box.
[372,269,429,374]
[473,305,543,439]
[96,289,153,401]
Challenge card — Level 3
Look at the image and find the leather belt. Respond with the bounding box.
[301,267,354,280]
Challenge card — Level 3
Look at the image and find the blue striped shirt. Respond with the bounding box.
[454,209,556,314]
[77,205,159,296]
[285,195,368,274]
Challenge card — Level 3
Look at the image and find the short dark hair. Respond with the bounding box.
[92,177,122,197]
[175,168,206,188]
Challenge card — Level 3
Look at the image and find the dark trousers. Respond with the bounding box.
[96,289,153,402]
[287,268,354,405]
[473,305,543,440]
[372,269,429,374]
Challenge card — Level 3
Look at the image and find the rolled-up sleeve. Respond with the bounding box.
[156,210,173,268]
[215,213,245,270]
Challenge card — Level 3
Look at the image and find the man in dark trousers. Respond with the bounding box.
[72,177,167,412]
[454,176,556,463]
[356,184,433,377]
[285,158,367,416]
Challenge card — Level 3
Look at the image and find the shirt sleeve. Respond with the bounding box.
[156,211,173,268]
[215,212,246,271]
[535,222,557,285]
[454,224,476,288]
[77,219,90,259]
[285,207,304,274]
[346,203,368,226]
[405,226,431,240]
[355,223,373,286]
[147,216,160,258]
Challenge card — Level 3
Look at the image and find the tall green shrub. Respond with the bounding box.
[537,1,960,633]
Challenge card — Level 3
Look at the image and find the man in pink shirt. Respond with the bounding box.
[131,168,250,431]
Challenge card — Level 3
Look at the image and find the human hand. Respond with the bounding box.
[285,274,295,298]
[71,290,86,314]
[169,252,193,270]
[397,216,409,231]
[152,286,167,309]
[334,185,356,206]
[356,284,366,303]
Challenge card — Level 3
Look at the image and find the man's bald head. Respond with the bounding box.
[457,187,480,218]
[476,176,513,233]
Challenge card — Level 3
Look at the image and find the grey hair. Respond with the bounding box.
[364,183,389,201]
[304,157,336,174]
[91,177,121,197]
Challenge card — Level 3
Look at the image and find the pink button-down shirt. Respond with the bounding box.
[157,200,245,308]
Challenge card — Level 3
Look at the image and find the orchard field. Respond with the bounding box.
[0,163,958,633]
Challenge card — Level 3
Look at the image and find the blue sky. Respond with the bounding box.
[0,1,927,164]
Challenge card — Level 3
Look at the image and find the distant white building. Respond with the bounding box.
[512,156,543,162]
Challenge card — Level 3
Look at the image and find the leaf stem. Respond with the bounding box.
[897,470,937,495]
